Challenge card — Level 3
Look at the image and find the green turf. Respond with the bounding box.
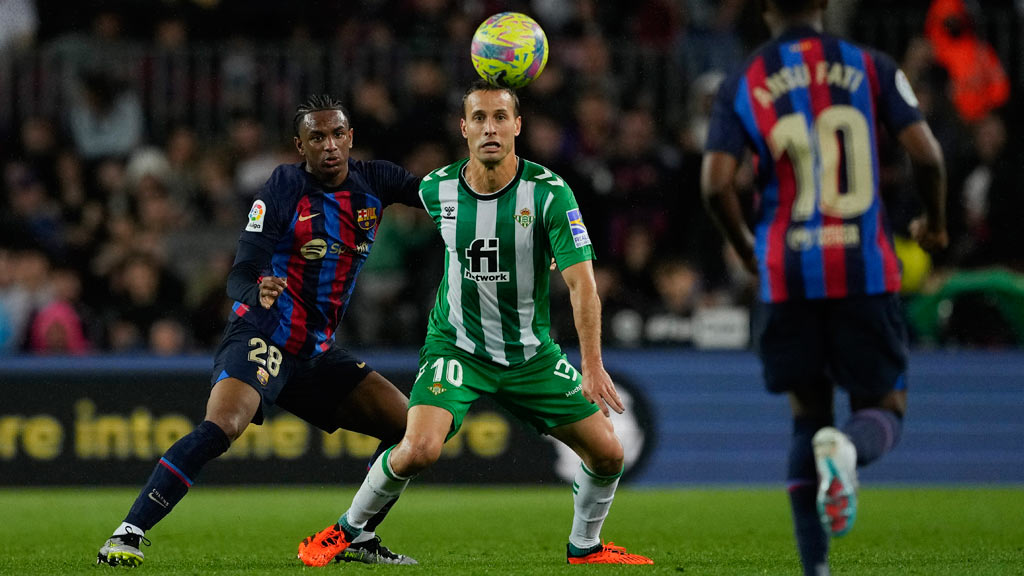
[0,485,1021,575]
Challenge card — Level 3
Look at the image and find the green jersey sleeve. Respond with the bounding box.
[541,183,596,271]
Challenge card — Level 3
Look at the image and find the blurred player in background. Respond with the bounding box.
[97,95,422,567]
[701,1,947,575]
[295,79,654,567]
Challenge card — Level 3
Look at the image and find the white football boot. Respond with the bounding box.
[812,427,858,537]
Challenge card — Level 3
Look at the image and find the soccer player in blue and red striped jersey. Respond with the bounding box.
[702,1,947,574]
[97,95,421,567]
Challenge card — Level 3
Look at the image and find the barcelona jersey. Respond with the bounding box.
[232,160,420,357]
[705,26,924,302]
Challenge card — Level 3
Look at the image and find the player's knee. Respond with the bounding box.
[392,435,442,476]
[205,413,247,441]
[214,421,245,442]
[588,453,624,477]
[585,439,624,477]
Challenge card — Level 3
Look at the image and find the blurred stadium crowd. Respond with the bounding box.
[1,0,1022,356]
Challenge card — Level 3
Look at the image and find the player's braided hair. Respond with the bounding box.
[293,94,351,136]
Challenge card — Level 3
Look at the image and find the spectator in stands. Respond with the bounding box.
[397,58,450,157]
[68,69,145,160]
[164,125,200,200]
[104,253,186,352]
[925,0,1010,124]
[5,161,64,257]
[193,149,242,227]
[618,224,660,310]
[227,111,281,199]
[950,110,1024,269]
[674,0,746,87]
[605,105,676,258]
[27,266,91,355]
[0,248,52,353]
[19,116,58,192]
[645,259,703,346]
[148,316,190,356]
[349,78,401,161]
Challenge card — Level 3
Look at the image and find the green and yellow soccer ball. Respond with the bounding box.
[470,12,549,89]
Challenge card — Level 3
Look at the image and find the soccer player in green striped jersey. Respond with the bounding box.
[297,80,653,566]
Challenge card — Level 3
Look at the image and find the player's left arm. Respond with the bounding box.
[901,122,948,253]
[369,159,423,209]
[561,260,624,417]
[872,50,948,253]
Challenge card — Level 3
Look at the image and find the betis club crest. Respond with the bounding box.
[514,207,535,229]
[357,207,378,230]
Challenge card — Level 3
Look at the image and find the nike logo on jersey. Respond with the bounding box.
[298,212,320,222]
[356,362,366,369]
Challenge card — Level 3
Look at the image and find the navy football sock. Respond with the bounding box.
[364,497,399,533]
[125,420,231,531]
[843,408,902,466]
[788,416,831,576]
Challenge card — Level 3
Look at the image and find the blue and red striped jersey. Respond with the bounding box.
[705,26,924,302]
[232,159,420,357]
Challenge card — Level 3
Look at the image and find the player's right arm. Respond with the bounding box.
[701,72,758,276]
[701,151,758,276]
[899,122,948,253]
[226,243,287,310]
[225,166,293,309]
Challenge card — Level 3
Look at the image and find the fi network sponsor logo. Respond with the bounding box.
[464,237,509,282]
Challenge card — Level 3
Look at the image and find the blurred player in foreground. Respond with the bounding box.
[701,1,947,574]
[296,79,654,567]
[97,95,422,567]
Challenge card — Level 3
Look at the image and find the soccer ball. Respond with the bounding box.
[470,12,549,89]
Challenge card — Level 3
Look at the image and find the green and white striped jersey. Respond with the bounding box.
[417,157,595,367]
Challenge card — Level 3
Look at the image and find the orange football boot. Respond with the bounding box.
[297,523,353,567]
[567,542,654,565]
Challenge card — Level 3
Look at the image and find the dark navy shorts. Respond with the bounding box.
[756,293,908,399]
[210,319,374,431]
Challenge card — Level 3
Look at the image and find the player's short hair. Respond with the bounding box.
[293,94,351,136]
[462,79,521,117]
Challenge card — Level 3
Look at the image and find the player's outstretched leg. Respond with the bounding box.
[812,427,858,537]
[96,420,230,567]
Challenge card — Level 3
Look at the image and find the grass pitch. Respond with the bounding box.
[0,485,1021,575]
